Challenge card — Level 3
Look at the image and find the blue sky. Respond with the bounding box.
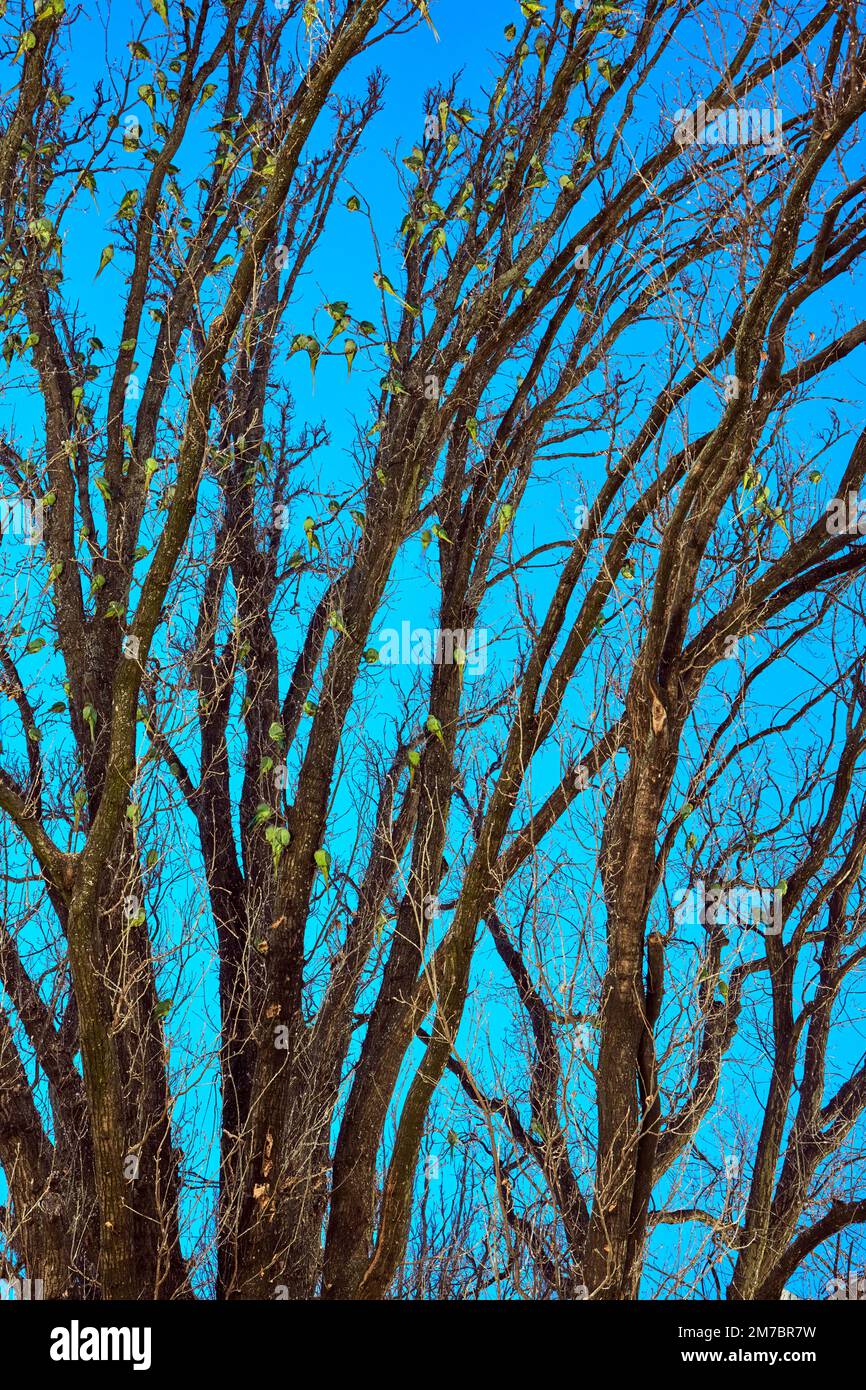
[2,0,866,1299]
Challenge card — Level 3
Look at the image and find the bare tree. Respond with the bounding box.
[2,0,866,1303]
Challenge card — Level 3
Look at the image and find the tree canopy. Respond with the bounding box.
[1,0,866,1302]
